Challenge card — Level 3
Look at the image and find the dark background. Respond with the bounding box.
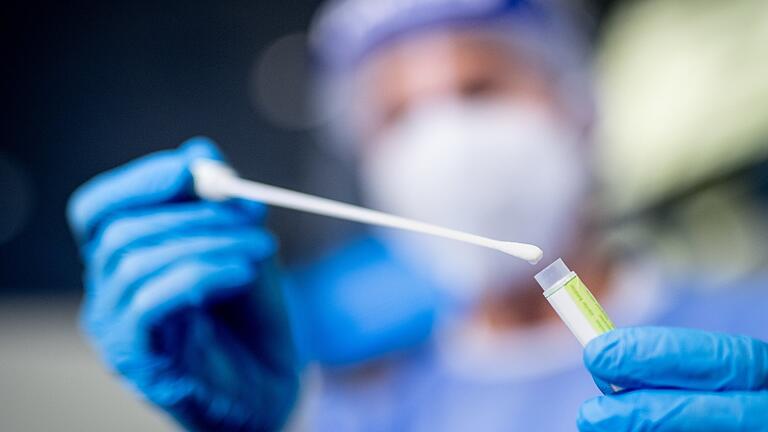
[1,0,622,294]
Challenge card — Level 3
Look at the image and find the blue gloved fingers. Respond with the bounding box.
[86,228,276,322]
[157,326,274,428]
[69,142,300,431]
[67,137,224,243]
[123,254,258,352]
[84,200,266,275]
[584,327,768,391]
[591,375,615,396]
[577,390,768,432]
[150,314,294,430]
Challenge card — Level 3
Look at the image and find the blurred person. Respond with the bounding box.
[66,0,768,431]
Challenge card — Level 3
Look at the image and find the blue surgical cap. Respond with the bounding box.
[310,0,552,72]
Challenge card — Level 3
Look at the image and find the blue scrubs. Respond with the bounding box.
[289,236,768,431]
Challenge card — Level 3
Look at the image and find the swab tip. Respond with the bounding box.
[496,242,544,265]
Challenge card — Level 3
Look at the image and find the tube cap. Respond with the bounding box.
[534,258,571,291]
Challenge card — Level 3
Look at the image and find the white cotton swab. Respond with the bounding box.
[191,159,543,265]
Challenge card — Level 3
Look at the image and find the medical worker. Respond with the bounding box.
[67,0,768,430]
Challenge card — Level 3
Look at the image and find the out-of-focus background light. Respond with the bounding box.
[250,32,335,130]
[596,0,768,282]
[0,153,32,246]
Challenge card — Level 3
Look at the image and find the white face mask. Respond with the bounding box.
[360,101,590,301]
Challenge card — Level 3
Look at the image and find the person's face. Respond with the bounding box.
[354,29,564,146]
[353,29,592,300]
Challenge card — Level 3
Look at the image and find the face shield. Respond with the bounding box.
[309,0,594,159]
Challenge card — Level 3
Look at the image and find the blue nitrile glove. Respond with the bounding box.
[578,327,768,432]
[67,137,299,431]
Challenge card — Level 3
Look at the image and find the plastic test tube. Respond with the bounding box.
[534,258,615,346]
[535,258,621,393]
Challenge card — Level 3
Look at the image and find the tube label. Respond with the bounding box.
[564,276,615,334]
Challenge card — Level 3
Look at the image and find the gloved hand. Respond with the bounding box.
[67,137,299,431]
[578,327,768,432]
